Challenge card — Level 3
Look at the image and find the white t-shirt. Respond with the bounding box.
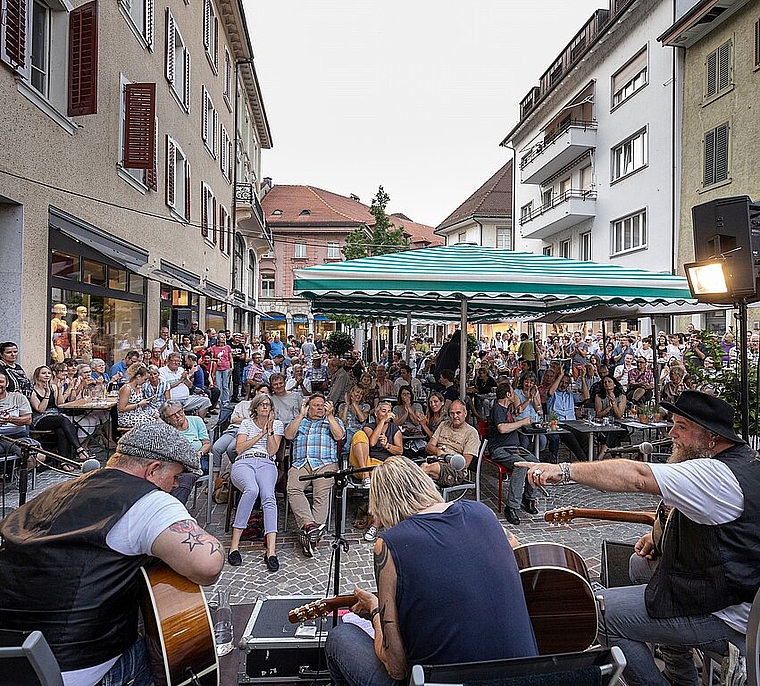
[153,338,176,360]
[62,490,193,686]
[236,418,284,458]
[159,366,189,401]
[649,458,749,633]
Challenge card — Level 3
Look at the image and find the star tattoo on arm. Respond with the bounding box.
[169,520,222,555]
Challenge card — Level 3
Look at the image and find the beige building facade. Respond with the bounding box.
[0,0,271,368]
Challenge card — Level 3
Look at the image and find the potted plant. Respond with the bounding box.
[652,405,664,422]
[547,410,559,431]
[637,402,652,424]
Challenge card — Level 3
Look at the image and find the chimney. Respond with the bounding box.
[261,177,273,195]
[349,193,360,202]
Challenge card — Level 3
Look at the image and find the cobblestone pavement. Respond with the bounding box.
[1,457,660,606]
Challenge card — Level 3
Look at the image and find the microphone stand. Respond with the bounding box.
[299,463,375,626]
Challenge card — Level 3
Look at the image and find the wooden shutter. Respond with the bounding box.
[183,52,191,108]
[219,206,226,253]
[212,108,218,157]
[201,87,208,141]
[714,123,729,183]
[146,116,158,191]
[704,128,715,186]
[1,0,26,72]
[756,20,760,68]
[185,162,191,220]
[166,136,176,207]
[213,17,218,68]
[144,0,154,49]
[165,9,175,84]
[203,0,211,49]
[124,83,156,169]
[224,49,231,98]
[201,185,209,237]
[220,125,227,177]
[68,1,98,116]
[717,41,731,92]
[212,196,217,244]
[705,50,717,98]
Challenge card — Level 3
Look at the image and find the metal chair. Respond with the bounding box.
[0,630,63,686]
[440,440,487,502]
[409,646,626,686]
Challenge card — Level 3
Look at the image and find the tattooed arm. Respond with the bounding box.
[151,519,225,586]
[372,538,407,679]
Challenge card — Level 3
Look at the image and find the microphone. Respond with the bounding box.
[81,458,101,473]
[605,438,671,456]
[426,453,467,471]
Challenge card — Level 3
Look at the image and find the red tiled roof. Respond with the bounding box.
[261,185,375,227]
[390,213,444,248]
[436,160,513,232]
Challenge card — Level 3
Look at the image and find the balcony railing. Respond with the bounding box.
[235,182,272,247]
[520,119,596,170]
[520,188,597,225]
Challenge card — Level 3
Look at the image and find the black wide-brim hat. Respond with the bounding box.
[661,390,744,444]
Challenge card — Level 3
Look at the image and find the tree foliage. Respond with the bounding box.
[342,186,410,260]
[325,330,354,357]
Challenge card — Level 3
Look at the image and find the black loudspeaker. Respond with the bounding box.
[691,196,760,299]
[172,308,192,334]
[600,540,636,588]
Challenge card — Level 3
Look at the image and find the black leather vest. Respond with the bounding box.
[645,445,760,618]
[0,469,158,671]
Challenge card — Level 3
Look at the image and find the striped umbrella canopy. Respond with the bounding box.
[294,244,695,321]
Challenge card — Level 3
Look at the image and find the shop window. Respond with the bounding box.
[82,258,106,286]
[108,266,127,290]
[129,274,145,295]
[51,250,79,279]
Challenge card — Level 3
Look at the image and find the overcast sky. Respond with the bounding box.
[246,1,605,228]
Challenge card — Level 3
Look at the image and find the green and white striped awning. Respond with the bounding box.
[293,245,695,321]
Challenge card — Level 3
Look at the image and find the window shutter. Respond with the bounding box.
[146,116,158,191]
[166,136,176,208]
[124,83,156,169]
[717,41,731,91]
[212,108,218,156]
[715,123,729,183]
[68,1,98,116]
[201,87,208,141]
[705,50,716,97]
[703,129,715,186]
[165,10,175,84]
[212,196,217,244]
[1,0,27,72]
[213,17,218,68]
[224,49,231,98]
[203,0,211,49]
[144,0,154,49]
[219,206,226,253]
[185,162,191,220]
[183,52,191,108]
[201,186,209,237]
[756,20,760,68]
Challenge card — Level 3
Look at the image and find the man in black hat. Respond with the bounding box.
[0,422,224,686]
[518,390,760,686]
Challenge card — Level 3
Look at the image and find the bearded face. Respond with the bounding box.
[668,416,713,463]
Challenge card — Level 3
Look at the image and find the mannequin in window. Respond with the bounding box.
[71,306,93,362]
[50,304,70,363]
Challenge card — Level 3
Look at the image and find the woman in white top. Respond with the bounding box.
[228,394,284,571]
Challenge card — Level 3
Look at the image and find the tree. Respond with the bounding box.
[325,330,354,357]
[342,186,410,260]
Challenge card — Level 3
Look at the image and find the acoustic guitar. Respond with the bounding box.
[289,543,598,655]
[140,562,220,686]
[545,507,657,527]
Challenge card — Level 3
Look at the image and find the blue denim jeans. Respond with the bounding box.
[325,623,404,686]
[216,368,231,405]
[100,637,153,686]
[599,584,745,686]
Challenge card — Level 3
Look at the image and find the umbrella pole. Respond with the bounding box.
[602,321,607,365]
[650,316,660,406]
[406,312,412,368]
[460,298,468,401]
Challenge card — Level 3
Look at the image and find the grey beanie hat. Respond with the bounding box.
[116,422,202,475]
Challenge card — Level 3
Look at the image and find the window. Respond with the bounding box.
[201,86,217,156]
[543,245,552,256]
[559,178,571,197]
[118,0,154,49]
[705,40,732,100]
[458,232,467,243]
[30,0,49,95]
[327,242,340,259]
[611,129,647,182]
[294,242,307,259]
[203,0,218,71]
[612,209,647,255]
[520,202,533,222]
[247,248,256,298]
[580,165,593,190]
[703,122,730,187]
[165,10,190,110]
[220,124,231,180]
[120,77,157,190]
[261,272,275,298]
[219,204,230,254]
[166,135,191,221]
[580,231,592,261]
[612,48,647,107]
[201,183,215,243]
[496,226,511,250]
[542,188,553,206]
[223,47,232,108]
[560,239,571,258]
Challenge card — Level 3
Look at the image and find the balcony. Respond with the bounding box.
[520,120,597,185]
[520,189,597,240]
[235,182,274,254]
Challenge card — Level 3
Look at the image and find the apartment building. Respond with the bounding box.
[502,0,688,274]
[0,0,271,367]
[660,0,760,329]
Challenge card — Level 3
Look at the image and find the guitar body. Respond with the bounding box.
[140,563,220,686]
[513,543,598,655]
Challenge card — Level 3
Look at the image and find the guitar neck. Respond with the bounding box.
[288,594,358,623]
[545,508,656,526]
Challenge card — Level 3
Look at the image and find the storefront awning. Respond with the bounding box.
[150,260,203,295]
[50,206,150,274]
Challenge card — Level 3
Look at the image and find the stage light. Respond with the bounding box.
[684,260,730,300]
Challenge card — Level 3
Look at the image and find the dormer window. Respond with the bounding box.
[271,209,282,215]
[299,209,311,216]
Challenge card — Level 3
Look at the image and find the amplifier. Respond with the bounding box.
[239,595,332,685]
[600,540,636,588]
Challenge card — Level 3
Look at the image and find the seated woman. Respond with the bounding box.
[593,376,627,459]
[626,357,654,404]
[338,384,370,462]
[90,358,111,390]
[159,400,208,506]
[512,371,546,455]
[117,363,159,428]
[227,394,283,571]
[392,385,425,457]
[418,391,447,441]
[29,365,91,470]
[142,364,167,412]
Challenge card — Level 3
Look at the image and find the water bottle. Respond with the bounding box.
[212,587,234,656]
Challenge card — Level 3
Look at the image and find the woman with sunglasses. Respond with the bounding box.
[227,394,284,571]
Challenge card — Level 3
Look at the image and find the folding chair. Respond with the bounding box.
[410,646,626,686]
[0,630,63,686]
[440,440,487,502]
